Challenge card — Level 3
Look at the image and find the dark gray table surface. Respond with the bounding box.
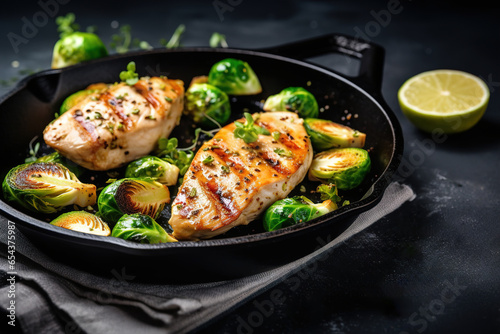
[1,1,499,333]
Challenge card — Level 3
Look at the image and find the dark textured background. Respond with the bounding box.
[1,0,499,333]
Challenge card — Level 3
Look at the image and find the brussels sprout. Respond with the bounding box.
[51,32,108,69]
[263,196,338,232]
[208,58,262,95]
[263,87,319,118]
[184,83,231,128]
[50,211,110,236]
[98,178,170,224]
[2,162,96,214]
[125,156,179,186]
[304,118,366,151]
[59,84,107,114]
[111,213,177,244]
[36,152,84,177]
[308,148,371,190]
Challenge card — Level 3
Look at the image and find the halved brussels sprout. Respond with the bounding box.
[263,196,337,232]
[36,151,84,177]
[52,32,108,69]
[2,162,96,214]
[304,118,366,151]
[308,148,371,190]
[59,84,107,114]
[208,58,262,95]
[111,213,177,244]
[263,87,319,118]
[184,83,231,128]
[98,178,170,224]
[125,156,179,186]
[50,211,110,236]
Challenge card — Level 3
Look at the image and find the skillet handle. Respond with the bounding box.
[259,33,385,93]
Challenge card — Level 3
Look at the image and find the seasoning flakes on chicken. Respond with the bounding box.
[43,77,184,170]
[169,111,313,240]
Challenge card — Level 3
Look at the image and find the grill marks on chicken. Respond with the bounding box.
[43,77,184,171]
[169,111,313,240]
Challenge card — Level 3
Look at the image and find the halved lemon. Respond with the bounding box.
[398,69,489,134]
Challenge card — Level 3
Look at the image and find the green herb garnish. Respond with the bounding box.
[119,61,139,86]
[233,112,270,144]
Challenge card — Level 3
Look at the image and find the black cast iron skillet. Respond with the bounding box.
[0,34,403,283]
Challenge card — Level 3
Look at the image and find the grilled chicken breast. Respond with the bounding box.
[43,77,184,170]
[169,111,313,240]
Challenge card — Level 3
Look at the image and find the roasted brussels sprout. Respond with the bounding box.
[2,162,96,214]
[208,58,262,95]
[51,32,108,69]
[111,213,177,243]
[125,156,179,186]
[59,84,107,114]
[36,151,84,177]
[184,83,231,128]
[308,148,371,190]
[50,211,110,236]
[263,87,319,118]
[304,118,366,151]
[263,196,338,232]
[98,178,170,224]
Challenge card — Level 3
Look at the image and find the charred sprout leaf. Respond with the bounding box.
[119,61,139,86]
[51,211,110,236]
[162,24,185,49]
[208,58,262,95]
[316,183,342,203]
[111,213,177,244]
[263,87,319,118]
[98,178,170,224]
[184,83,231,128]
[36,152,85,177]
[304,118,366,151]
[308,148,371,190]
[125,156,179,186]
[209,32,228,48]
[2,162,96,214]
[56,13,80,38]
[263,196,337,232]
[233,112,270,144]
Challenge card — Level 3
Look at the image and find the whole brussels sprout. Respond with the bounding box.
[2,162,96,214]
[263,196,337,232]
[111,213,177,243]
[59,84,107,114]
[304,118,366,151]
[263,87,319,119]
[308,148,371,190]
[51,32,108,69]
[184,83,231,128]
[125,156,180,186]
[50,211,110,236]
[98,178,170,224]
[208,58,262,95]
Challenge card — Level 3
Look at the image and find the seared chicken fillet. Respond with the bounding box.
[169,111,313,240]
[43,77,184,170]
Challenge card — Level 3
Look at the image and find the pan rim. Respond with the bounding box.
[0,46,402,250]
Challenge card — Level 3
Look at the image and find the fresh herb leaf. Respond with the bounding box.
[202,155,214,165]
[274,148,292,157]
[56,13,79,38]
[209,32,228,48]
[233,112,270,144]
[163,24,185,49]
[119,61,139,86]
[317,183,341,204]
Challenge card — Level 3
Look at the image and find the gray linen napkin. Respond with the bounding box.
[0,182,415,334]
